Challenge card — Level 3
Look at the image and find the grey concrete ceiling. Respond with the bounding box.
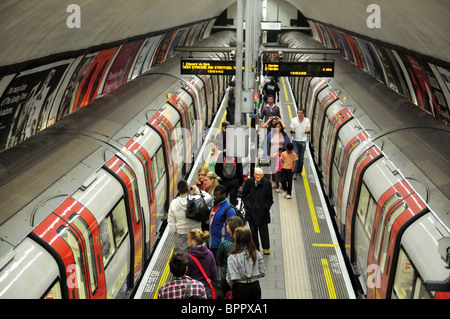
[289,0,450,64]
[0,0,448,69]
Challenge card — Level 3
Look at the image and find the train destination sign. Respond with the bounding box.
[181,59,243,75]
[263,61,334,77]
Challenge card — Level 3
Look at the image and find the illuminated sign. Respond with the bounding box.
[263,61,334,77]
[180,59,243,75]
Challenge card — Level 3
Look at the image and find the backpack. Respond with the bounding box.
[185,192,210,222]
[223,203,245,221]
[223,158,236,179]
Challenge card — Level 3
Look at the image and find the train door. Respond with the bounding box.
[149,111,177,200]
[312,88,338,153]
[168,94,192,175]
[33,198,107,299]
[305,78,326,118]
[182,86,202,156]
[105,157,144,287]
[323,107,353,193]
[368,186,427,299]
[197,75,213,125]
[126,139,158,254]
[335,131,368,233]
[344,145,382,257]
[366,184,404,298]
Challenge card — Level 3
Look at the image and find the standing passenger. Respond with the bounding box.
[280,143,298,199]
[289,108,310,179]
[226,226,266,299]
[209,185,237,258]
[186,229,217,299]
[241,168,273,255]
[168,181,212,254]
[158,254,207,299]
[216,216,245,297]
[215,152,243,206]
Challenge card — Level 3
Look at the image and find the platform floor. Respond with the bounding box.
[134,78,356,300]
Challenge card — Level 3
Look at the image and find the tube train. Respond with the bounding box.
[0,31,235,299]
[281,32,450,299]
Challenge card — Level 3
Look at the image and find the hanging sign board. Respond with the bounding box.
[181,58,243,75]
[263,60,334,77]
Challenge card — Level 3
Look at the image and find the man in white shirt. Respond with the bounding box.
[289,108,310,179]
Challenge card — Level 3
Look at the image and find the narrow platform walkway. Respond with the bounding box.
[258,77,355,299]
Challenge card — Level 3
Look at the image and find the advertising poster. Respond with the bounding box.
[0,60,72,150]
[71,47,118,112]
[56,53,98,121]
[129,34,164,80]
[101,40,144,95]
[403,54,439,118]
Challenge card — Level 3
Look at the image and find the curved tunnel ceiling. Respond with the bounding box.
[0,0,448,69]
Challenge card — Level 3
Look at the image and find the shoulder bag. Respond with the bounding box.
[188,254,217,299]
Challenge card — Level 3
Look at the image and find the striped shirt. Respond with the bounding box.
[157,276,207,299]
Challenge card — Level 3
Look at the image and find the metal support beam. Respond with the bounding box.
[235,0,244,126]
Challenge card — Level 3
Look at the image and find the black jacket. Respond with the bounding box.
[241,177,273,225]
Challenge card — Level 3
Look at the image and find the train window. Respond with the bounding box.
[69,213,98,294]
[120,164,140,224]
[356,183,376,236]
[57,225,88,299]
[151,146,166,188]
[172,121,184,165]
[43,280,63,299]
[333,139,345,173]
[321,118,330,155]
[339,138,361,191]
[379,203,408,275]
[99,199,128,267]
[151,151,160,186]
[348,152,370,205]
[188,103,195,126]
[393,249,432,299]
[134,149,153,204]
[373,192,401,262]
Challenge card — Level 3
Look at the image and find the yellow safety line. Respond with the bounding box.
[281,77,290,102]
[321,258,337,299]
[152,248,174,299]
[302,171,320,233]
[280,77,319,233]
[281,78,293,119]
[313,243,340,247]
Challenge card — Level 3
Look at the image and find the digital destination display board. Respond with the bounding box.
[263,61,334,77]
[181,59,243,75]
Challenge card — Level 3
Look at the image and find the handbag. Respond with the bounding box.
[186,190,209,222]
[188,254,217,299]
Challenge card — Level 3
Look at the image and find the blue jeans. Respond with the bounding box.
[293,141,306,174]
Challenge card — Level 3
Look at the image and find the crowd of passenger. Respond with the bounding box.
[158,78,310,299]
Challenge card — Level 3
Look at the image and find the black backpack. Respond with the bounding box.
[223,158,236,179]
[223,202,245,221]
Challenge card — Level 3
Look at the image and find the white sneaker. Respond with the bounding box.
[283,191,287,197]
[286,194,292,199]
